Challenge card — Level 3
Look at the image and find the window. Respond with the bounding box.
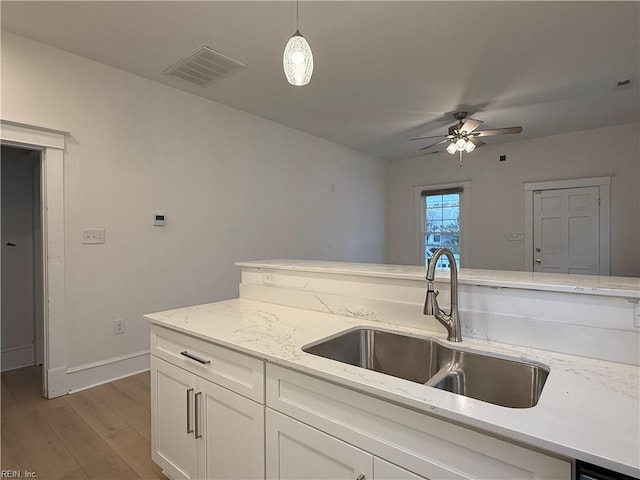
[421,187,462,269]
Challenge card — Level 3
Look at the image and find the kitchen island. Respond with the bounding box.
[146,260,639,480]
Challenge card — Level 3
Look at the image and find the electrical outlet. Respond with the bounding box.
[262,271,277,285]
[113,319,125,335]
[83,229,106,244]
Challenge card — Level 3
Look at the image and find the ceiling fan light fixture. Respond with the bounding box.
[412,112,523,162]
[464,141,476,153]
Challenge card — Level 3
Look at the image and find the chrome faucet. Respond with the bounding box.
[423,247,462,342]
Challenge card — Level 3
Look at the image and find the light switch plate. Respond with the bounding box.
[507,232,524,241]
[83,229,105,244]
[113,319,125,335]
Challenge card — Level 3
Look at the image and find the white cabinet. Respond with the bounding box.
[266,409,373,480]
[151,356,198,480]
[374,459,426,480]
[150,326,264,480]
[266,409,426,480]
[266,364,571,480]
[196,375,264,480]
[150,324,570,480]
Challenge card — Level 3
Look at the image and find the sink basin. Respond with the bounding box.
[303,328,442,384]
[303,328,549,408]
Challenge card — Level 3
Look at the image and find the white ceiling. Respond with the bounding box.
[2,1,638,160]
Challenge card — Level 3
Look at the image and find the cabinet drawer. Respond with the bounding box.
[151,325,264,403]
[266,364,571,480]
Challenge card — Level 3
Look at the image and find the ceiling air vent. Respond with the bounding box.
[163,46,245,87]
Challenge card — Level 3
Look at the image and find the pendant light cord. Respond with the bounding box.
[296,0,299,30]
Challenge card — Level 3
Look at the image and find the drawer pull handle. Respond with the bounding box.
[195,392,203,439]
[180,351,211,365]
[186,388,194,434]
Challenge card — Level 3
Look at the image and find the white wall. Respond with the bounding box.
[388,122,640,277]
[1,146,38,370]
[0,31,388,372]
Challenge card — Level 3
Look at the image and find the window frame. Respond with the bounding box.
[414,181,470,267]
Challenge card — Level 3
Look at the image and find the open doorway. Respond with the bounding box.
[1,121,67,399]
[1,144,44,396]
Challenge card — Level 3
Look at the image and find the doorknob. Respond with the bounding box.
[535,259,541,264]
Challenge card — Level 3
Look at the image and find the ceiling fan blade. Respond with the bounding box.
[419,139,450,151]
[410,134,452,141]
[469,137,485,148]
[460,118,483,134]
[473,126,523,137]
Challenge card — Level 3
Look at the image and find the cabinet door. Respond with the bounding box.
[196,377,264,480]
[266,409,373,480]
[151,356,198,480]
[374,458,427,480]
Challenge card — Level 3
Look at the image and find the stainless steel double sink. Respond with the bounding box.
[302,328,549,408]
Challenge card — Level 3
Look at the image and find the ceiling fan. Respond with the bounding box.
[411,112,523,163]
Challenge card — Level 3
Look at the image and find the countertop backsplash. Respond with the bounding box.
[237,260,640,365]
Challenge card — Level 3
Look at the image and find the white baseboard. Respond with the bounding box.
[1,343,35,372]
[63,350,150,395]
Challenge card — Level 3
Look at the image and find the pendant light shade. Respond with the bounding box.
[283,30,314,86]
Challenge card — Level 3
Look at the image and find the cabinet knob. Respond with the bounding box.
[535,259,542,264]
[356,475,365,480]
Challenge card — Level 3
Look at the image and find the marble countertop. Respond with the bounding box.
[236,259,640,299]
[145,298,640,477]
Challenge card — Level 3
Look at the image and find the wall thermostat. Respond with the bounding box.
[153,213,166,226]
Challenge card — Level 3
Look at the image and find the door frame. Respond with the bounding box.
[1,120,68,398]
[523,176,610,274]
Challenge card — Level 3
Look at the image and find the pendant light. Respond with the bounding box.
[283,0,313,86]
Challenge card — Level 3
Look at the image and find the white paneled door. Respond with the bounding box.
[532,186,600,274]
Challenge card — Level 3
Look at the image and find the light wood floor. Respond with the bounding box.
[1,365,166,480]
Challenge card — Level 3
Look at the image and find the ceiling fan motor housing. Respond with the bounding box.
[453,111,468,121]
